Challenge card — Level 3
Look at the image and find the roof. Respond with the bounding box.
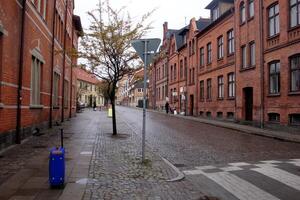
[73,68,100,85]
[73,15,83,36]
[205,0,234,9]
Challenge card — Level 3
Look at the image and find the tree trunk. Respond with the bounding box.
[111,97,117,135]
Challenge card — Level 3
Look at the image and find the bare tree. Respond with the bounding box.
[79,0,153,135]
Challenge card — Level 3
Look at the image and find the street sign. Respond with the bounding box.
[131,38,161,163]
[131,39,161,66]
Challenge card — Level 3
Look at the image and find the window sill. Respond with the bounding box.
[199,99,205,102]
[240,66,255,72]
[30,105,44,109]
[53,106,60,110]
[288,91,300,96]
[267,34,280,41]
[267,93,280,97]
[240,21,246,27]
[247,16,254,22]
[217,97,224,101]
[227,97,235,100]
[288,25,300,32]
[0,103,4,109]
[206,99,212,102]
[217,57,224,62]
[227,53,234,57]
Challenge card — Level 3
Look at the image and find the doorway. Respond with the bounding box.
[189,95,194,116]
[244,87,253,121]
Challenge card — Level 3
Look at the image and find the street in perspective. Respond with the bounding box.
[1,0,300,200]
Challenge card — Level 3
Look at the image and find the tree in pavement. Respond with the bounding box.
[79,0,153,135]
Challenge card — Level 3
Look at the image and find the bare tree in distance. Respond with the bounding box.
[79,0,154,135]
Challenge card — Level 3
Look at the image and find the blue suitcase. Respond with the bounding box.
[49,147,65,187]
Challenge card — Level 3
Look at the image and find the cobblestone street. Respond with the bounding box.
[0,108,300,199]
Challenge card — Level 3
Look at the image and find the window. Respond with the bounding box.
[200,47,204,67]
[0,33,3,99]
[192,68,195,84]
[174,64,177,80]
[207,43,212,64]
[249,42,255,66]
[268,113,280,122]
[227,30,234,55]
[217,36,224,59]
[241,45,247,69]
[290,55,300,92]
[31,56,42,105]
[217,112,223,118]
[207,78,212,100]
[180,60,183,78]
[268,4,280,36]
[184,57,187,77]
[206,111,212,118]
[138,88,143,93]
[162,86,164,98]
[192,39,195,54]
[200,80,204,101]
[189,41,192,56]
[228,73,235,98]
[269,61,280,94]
[64,80,69,107]
[290,0,300,28]
[218,76,224,99]
[289,114,300,125]
[212,6,220,21]
[240,2,246,23]
[53,72,60,107]
[170,65,173,81]
[227,112,234,119]
[42,0,47,19]
[248,0,254,18]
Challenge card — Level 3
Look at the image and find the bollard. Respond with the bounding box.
[60,128,64,148]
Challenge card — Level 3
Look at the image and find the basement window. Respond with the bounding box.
[289,114,300,126]
[268,113,280,123]
[206,111,211,118]
[227,112,235,119]
[217,112,223,118]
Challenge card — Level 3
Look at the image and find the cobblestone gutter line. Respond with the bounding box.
[82,113,203,200]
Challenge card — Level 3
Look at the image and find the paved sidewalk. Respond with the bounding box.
[145,108,300,143]
[0,110,210,200]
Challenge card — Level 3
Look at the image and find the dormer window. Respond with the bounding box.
[212,6,220,21]
[183,34,187,44]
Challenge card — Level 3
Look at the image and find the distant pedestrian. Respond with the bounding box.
[93,101,97,111]
[165,102,169,114]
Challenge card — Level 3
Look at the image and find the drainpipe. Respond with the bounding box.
[69,20,74,118]
[259,0,265,128]
[61,0,68,122]
[16,0,27,144]
[49,0,57,128]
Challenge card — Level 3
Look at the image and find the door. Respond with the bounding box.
[190,95,194,116]
[244,87,253,121]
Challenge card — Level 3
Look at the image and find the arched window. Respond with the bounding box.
[240,2,246,23]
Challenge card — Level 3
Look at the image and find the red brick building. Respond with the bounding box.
[0,0,82,150]
[149,0,300,131]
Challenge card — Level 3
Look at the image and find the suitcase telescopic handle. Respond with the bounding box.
[60,128,64,148]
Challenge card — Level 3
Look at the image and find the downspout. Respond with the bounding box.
[259,0,265,128]
[233,7,237,122]
[61,0,68,122]
[195,36,199,116]
[69,20,74,118]
[16,0,27,144]
[49,0,57,128]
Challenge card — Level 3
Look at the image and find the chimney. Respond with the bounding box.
[163,22,168,40]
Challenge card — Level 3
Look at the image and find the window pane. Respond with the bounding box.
[291,69,300,91]
[291,6,297,27]
[275,15,280,34]
[249,1,254,17]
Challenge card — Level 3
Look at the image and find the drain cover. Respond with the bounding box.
[173,163,185,167]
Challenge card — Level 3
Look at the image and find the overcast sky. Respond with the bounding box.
[74,0,211,38]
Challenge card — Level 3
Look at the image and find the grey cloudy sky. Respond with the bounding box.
[74,0,211,38]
